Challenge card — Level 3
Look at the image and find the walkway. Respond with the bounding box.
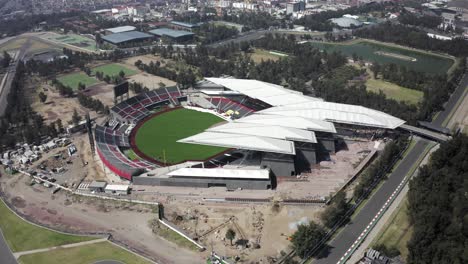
[13,238,108,258]
[0,229,17,264]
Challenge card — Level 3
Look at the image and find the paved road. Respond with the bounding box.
[313,60,468,264]
[0,38,30,117]
[315,139,429,264]
[0,229,17,264]
[433,63,468,126]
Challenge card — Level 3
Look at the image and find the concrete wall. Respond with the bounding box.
[133,176,271,190]
[261,153,296,176]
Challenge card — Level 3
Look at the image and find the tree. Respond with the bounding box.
[103,75,111,83]
[71,108,81,126]
[320,191,350,228]
[56,118,64,133]
[225,228,236,246]
[2,51,11,68]
[119,70,126,79]
[291,221,326,259]
[78,82,86,91]
[38,92,47,103]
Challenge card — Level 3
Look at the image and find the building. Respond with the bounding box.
[330,16,363,28]
[286,1,306,15]
[101,31,153,47]
[104,26,136,35]
[105,184,130,195]
[88,181,107,192]
[149,28,195,43]
[441,12,456,29]
[169,21,200,31]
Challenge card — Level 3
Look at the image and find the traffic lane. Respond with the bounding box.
[0,229,17,264]
[315,139,429,264]
[433,70,468,126]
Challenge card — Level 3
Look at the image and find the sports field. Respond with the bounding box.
[366,79,423,105]
[57,72,98,90]
[134,108,227,164]
[92,63,138,77]
[45,33,97,51]
[0,199,95,252]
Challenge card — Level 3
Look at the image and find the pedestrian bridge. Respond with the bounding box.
[399,124,451,142]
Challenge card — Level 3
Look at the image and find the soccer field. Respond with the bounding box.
[56,72,98,90]
[134,108,227,164]
[92,63,138,77]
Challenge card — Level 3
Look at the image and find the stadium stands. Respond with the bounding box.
[95,125,155,180]
[110,87,186,123]
[209,97,255,118]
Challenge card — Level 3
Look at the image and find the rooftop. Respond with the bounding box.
[101,31,153,44]
[330,17,363,28]
[168,168,270,179]
[105,25,136,34]
[170,21,199,28]
[148,28,195,38]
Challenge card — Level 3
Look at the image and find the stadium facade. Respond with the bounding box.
[96,77,404,190]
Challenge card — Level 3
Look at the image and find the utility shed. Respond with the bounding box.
[88,181,107,192]
[105,184,130,195]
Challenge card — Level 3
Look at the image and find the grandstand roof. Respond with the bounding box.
[207,122,317,143]
[149,28,195,38]
[178,132,296,155]
[258,101,405,129]
[205,78,323,106]
[168,168,270,179]
[105,25,136,34]
[102,31,153,44]
[236,114,337,133]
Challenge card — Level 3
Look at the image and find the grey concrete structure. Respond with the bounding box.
[133,175,271,190]
[260,153,296,176]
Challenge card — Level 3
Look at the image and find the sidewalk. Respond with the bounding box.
[13,237,108,258]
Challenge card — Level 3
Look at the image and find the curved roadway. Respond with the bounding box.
[0,229,17,264]
[314,60,468,264]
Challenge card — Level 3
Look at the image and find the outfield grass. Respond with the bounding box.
[366,79,423,105]
[372,198,412,261]
[250,49,285,63]
[18,241,151,264]
[0,199,95,252]
[92,63,138,77]
[57,72,98,90]
[134,108,226,164]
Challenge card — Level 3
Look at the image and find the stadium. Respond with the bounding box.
[95,77,405,190]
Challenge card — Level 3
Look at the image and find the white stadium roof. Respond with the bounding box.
[168,168,270,179]
[236,114,337,133]
[178,132,296,155]
[205,78,323,106]
[180,78,405,155]
[258,101,405,129]
[207,122,317,143]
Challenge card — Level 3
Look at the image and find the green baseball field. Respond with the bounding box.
[92,63,138,77]
[57,72,98,90]
[134,108,227,164]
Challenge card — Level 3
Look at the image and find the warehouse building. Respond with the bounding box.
[101,31,153,47]
[169,21,200,31]
[104,25,136,35]
[149,28,195,43]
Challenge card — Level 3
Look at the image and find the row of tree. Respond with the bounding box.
[196,23,239,44]
[398,12,442,29]
[355,22,468,57]
[76,93,108,114]
[407,135,468,264]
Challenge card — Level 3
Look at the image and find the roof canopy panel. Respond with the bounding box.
[236,114,337,133]
[207,122,317,143]
[178,132,296,155]
[168,168,270,179]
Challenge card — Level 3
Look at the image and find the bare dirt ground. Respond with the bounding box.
[30,78,99,125]
[128,73,176,89]
[0,172,204,264]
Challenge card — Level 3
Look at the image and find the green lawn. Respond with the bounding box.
[250,49,285,63]
[366,79,423,105]
[18,241,151,264]
[92,63,138,77]
[46,33,97,51]
[372,198,412,261]
[0,199,95,252]
[57,72,98,90]
[156,225,199,251]
[134,108,226,164]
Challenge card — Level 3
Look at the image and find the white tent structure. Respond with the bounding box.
[181,78,405,155]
